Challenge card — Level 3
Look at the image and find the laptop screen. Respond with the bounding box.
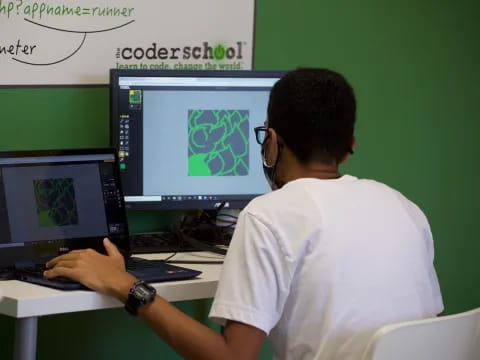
[0,148,130,267]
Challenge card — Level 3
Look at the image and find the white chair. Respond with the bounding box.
[361,307,480,360]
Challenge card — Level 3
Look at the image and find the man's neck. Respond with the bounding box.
[305,166,340,179]
[288,163,340,182]
[280,149,341,183]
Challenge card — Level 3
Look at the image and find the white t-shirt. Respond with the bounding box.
[209,175,443,360]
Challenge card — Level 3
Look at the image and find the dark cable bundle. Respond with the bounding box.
[170,203,236,255]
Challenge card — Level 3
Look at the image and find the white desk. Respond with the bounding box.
[0,252,223,360]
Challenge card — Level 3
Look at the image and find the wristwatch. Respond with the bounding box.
[125,280,157,316]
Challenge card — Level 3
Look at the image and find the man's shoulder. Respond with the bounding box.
[353,177,430,227]
[248,176,425,217]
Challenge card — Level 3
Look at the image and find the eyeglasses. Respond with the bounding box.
[254,126,268,145]
[254,125,355,155]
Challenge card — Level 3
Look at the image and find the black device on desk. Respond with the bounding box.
[0,148,201,290]
[130,207,236,256]
[130,231,198,253]
[130,228,230,256]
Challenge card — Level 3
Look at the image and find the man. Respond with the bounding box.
[45,68,443,360]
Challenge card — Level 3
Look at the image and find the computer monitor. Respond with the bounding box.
[0,148,129,267]
[110,69,285,211]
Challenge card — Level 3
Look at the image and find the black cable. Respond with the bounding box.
[162,252,224,264]
[176,229,228,255]
[162,252,178,262]
[170,210,231,255]
[130,231,192,254]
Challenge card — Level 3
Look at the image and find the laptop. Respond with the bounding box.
[0,148,201,290]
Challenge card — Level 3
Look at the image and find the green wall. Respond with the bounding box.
[1,1,480,358]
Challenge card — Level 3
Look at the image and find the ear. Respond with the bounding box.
[264,128,279,167]
[339,136,356,164]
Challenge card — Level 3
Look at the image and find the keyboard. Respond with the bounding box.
[130,231,198,254]
[18,258,165,276]
[13,257,202,290]
[15,264,84,289]
[0,266,17,280]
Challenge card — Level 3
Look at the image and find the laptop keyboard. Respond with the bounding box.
[0,266,16,280]
[14,257,171,283]
[10,256,200,290]
[17,264,77,284]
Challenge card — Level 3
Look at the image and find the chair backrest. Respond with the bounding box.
[361,307,480,360]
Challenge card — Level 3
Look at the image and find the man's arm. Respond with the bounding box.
[44,238,266,360]
[137,296,266,360]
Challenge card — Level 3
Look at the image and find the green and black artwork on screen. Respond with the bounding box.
[33,178,79,227]
[188,110,250,176]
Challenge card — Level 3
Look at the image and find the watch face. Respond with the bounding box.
[126,281,156,316]
[133,282,156,304]
[136,286,152,298]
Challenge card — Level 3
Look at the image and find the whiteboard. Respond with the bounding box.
[0,0,254,85]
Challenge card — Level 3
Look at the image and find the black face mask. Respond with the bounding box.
[261,138,283,190]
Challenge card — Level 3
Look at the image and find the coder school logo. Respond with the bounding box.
[116,41,244,61]
[115,41,247,70]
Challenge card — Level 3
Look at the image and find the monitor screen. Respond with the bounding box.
[110,69,285,210]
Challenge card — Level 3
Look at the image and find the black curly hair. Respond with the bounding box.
[267,68,356,164]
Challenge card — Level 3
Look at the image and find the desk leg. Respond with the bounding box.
[14,317,38,360]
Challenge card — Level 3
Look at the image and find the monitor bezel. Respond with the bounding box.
[0,147,131,267]
[109,69,286,211]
